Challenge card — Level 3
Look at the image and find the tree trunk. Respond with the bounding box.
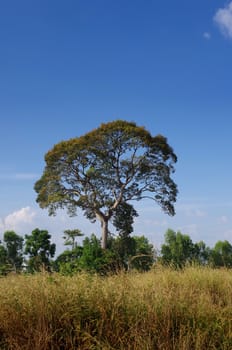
[101,218,109,249]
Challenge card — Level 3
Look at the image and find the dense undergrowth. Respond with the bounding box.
[0,266,232,349]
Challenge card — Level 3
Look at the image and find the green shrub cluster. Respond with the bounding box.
[1,227,232,275]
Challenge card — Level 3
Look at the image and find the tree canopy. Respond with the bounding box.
[3,231,24,272]
[24,228,56,272]
[34,120,178,248]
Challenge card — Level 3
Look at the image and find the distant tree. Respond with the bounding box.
[193,240,211,266]
[111,235,154,271]
[56,232,155,274]
[55,228,84,274]
[210,240,232,268]
[0,244,8,275]
[160,229,196,268]
[3,231,24,272]
[55,247,83,275]
[129,236,155,271]
[111,235,136,269]
[24,228,56,272]
[79,234,117,273]
[34,120,178,249]
[63,229,84,250]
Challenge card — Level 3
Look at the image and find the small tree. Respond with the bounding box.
[34,120,178,249]
[193,241,211,266]
[24,228,56,272]
[63,229,84,250]
[55,247,83,274]
[112,235,155,271]
[79,234,117,273]
[130,236,155,271]
[160,229,196,268]
[0,244,8,275]
[210,240,232,267]
[3,231,24,272]
[55,229,84,274]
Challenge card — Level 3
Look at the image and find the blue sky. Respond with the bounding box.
[1,0,232,253]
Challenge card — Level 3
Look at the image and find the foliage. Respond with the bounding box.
[0,244,8,275]
[160,229,196,267]
[55,233,155,274]
[194,240,211,266]
[111,235,136,269]
[160,229,212,268]
[130,235,155,271]
[24,228,56,272]
[63,228,84,250]
[210,240,232,267]
[77,234,118,274]
[3,231,24,272]
[54,247,83,275]
[112,234,155,271]
[1,225,232,275]
[112,201,138,237]
[34,120,178,248]
[0,232,24,274]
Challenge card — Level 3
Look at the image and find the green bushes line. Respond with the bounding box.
[2,227,232,275]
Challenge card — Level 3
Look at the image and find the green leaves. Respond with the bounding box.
[112,202,138,236]
[34,120,178,248]
[3,231,24,271]
[24,228,56,272]
[210,240,232,267]
[161,229,200,268]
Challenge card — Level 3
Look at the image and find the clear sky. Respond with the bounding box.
[1,0,232,254]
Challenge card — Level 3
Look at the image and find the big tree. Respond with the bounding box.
[34,120,178,249]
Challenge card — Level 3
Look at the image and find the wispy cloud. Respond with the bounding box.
[0,173,38,180]
[135,217,168,227]
[203,32,211,40]
[214,2,232,38]
[185,209,207,218]
[177,223,199,236]
[217,215,229,224]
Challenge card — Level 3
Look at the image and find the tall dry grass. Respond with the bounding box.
[0,266,232,349]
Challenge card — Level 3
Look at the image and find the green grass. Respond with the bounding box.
[0,266,232,349]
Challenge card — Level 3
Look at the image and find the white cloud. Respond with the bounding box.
[135,217,167,227]
[194,209,207,217]
[214,2,232,38]
[180,207,207,218]
[177,223,199,236]
[0,207,36,233]
[216,229,232,242]
[203,32,211,39]
[0,173,38,180]
[218,215,229,224]
[0,207,97,255]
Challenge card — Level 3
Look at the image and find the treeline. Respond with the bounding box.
[1,228,232,275]
[160,229,232,268]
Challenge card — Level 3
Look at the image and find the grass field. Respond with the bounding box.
[0,266,232,349]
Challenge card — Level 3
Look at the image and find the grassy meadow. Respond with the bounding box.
[0,267,232,349]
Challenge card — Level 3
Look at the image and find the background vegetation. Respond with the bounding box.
[1,227,232,275]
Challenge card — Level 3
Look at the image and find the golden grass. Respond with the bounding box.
[0,266,232,349]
